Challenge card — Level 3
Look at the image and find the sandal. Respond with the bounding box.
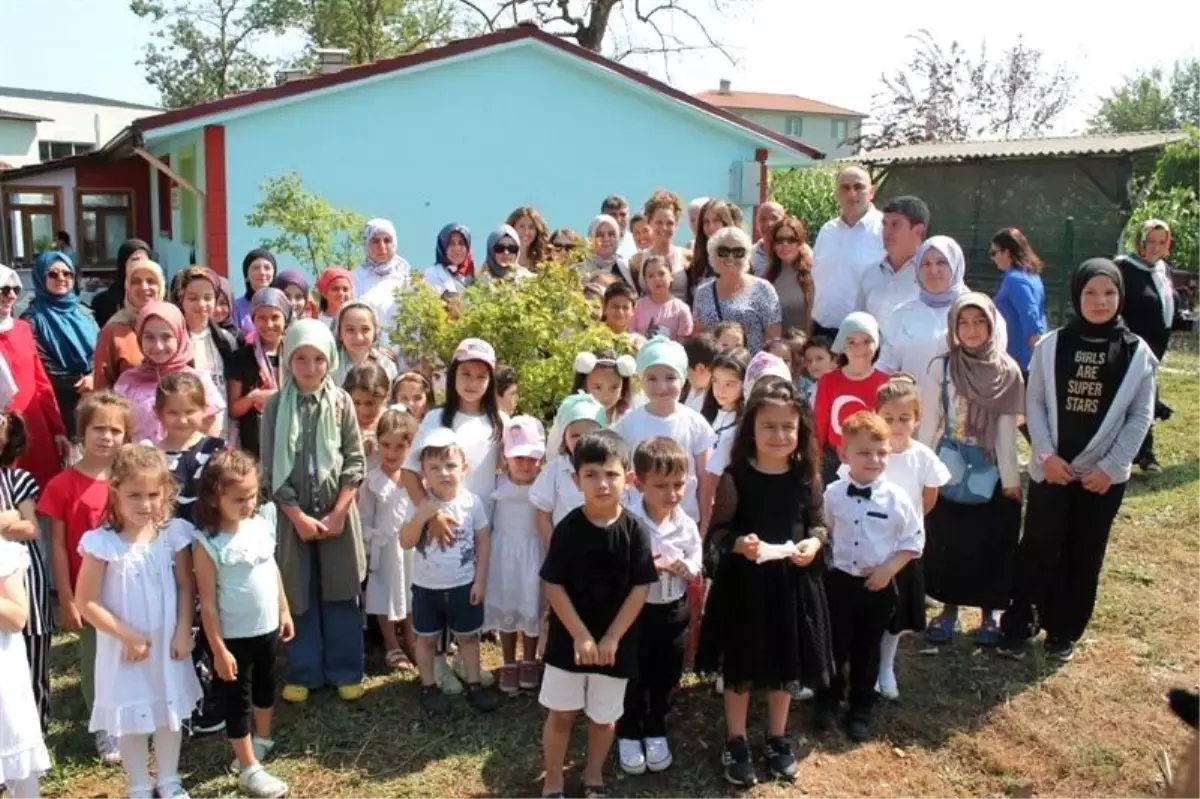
[923,613,959,644]
[385,649,414,671]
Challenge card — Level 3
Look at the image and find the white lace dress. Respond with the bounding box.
[80,520,203,736]
[0,541,50,784]
[484,477,543,637]
[358,468,412,620]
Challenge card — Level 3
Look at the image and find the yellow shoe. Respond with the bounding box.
[281,684,309,704]
[337,683,364,702]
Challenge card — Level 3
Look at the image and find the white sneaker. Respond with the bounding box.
[156,780,190,799]
[239,763,288,798]
[714,675,724,695]
[452,651,495,688]
[230,736,277,774]
[644,736,672,772]
[876,669,900,700]
[617,738,647,775]
[435,656,464,695]
[790,683,814,701]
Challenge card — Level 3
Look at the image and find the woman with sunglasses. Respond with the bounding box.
[0,266,69,488]
[22,251,100,438]
[762,216,816,335]
[548,227,580,266]
[691,226,783,353]
[478,225,532,284]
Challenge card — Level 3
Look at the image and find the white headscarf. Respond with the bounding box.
[362,218,411,278]
[0,265,21,406]
[0,265,21,333]
[915,235,968,308]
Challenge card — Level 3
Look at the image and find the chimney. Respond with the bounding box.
[718,78,731,94]
[274,67,308,86]
[314,47,350,75]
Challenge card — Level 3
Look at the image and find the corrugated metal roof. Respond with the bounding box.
[854,131,1188,164]
[693,90,866,117]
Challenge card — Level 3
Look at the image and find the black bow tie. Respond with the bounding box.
[847,484,872,500]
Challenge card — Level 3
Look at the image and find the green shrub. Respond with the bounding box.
[391,260,631,421]
[769,165,841,237]
[1126,186,1199,270]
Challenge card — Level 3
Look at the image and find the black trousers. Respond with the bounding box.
[617,597,688,740]
[820,569,895,714]
[23,631,50,732]
[215,632,279,739]
[1001,480,1126,644]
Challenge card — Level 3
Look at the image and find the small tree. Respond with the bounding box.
[391,260,630,421]
[1126,127,1200,270]
[245,173,366,276]
[768,166,840,238]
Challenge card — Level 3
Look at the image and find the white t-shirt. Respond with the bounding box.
[353,266,410,343]
[404,409,504,517]
[612,404,716,519]
[704,408,739,477]
[528,454,584,528]
[405,489,490,590]
[683,390,706,414]
[836,439,949,518]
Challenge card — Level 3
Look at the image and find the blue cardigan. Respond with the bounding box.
[993,268,1047,371]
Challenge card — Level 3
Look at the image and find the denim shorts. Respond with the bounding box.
[411,583,483,637]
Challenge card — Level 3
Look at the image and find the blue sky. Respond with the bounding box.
[2,0,1196,133]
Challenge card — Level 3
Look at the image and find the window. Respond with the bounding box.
[2,187,62,265]
[785,116,804,137]
[178,145,198,247]
[77,191,133,266]
[37,141,95,162]
[831,119,849,142]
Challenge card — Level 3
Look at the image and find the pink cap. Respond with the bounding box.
[503,415,546,459]
[452,337,496,369]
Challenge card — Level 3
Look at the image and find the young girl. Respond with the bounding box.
[633,255,693,340]
[262,320,367,703]
[545,349,635,456]
[917,294,1023,647]
[272,269,313,322]
[630,212,652,252]
[613,335,716,523]
[1000,259,1156,661]
[192,449,292,799]
[343,362,391,468]
[530,392,606,543]
[712,320,748,352]
[358,407,418,672]
[602,282,646,349]
[227,288,291,460]
[681,334,719,413]
[485,415,547,694]
[115,301,226,445]
[0,537,51,799]
[157,372,226,525]
[813,312,889,485]
[75,444,203,799]
[0,414,49,734]
[799,335,834,404]
[401,338,504,695]
[494,366,518,417]
[332,301,398,386]
[315,268,354,328]
[391,370,434,421]
[173,266,237,438]
[837,375,949,699]
[697,348,749,531]
[40,391,131,762]
[695,378,833,788]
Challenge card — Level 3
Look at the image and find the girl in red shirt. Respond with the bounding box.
[813,312,888,484]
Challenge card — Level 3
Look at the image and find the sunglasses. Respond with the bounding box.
[716,246,747,259]
[46,269,73,279]
[552,242,574,251]
[493,244,520,255]
[0,286,20,297]
[774,236,799,246]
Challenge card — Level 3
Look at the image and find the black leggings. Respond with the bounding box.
[215,632,279,739]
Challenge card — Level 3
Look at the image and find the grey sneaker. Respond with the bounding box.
[239,763,289,798]
[96,731,122,765]
[230,736,277,773]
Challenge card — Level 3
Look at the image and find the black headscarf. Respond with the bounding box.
[90,238,152,327]
[242,248,277,301]
[1063,257,1139,376]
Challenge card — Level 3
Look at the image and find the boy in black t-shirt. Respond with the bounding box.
[539,430,657,798]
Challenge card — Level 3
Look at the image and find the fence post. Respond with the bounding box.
[1060,216,1075,322]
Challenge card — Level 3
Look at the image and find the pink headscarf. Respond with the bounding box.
[316,267,354,298]
[120,300,196,391]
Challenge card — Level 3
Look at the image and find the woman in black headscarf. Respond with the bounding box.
[232,248,277,334]
[89,238,152,327]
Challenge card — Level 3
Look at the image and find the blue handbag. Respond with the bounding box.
[935,358,999,505]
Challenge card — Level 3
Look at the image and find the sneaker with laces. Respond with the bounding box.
[186,696,227,737]
[875,669,900,700]
[435,657,464,696]
[498,664,520,694]
[518,660,541,690]
[721,735,757,788]
[95,731,121,764]
[420,684,452,716]
[617,738,646,775]
[764,735,798,781]
[230,737,277,774]
[239,764,288,798]
[643,736,672,772]
[790,683,814,701]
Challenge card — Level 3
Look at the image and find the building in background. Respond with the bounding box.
[695,80,866,157]
[0,86,160,168]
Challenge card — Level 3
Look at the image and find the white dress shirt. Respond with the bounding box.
[856,253,919,326]
[810,207,885,329]
[617,229,638,262]
[823,476,923,577]
[626,495,702,604]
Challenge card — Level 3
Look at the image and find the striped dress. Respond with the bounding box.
[2,467,49,730]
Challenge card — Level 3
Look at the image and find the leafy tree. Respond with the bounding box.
[130,0,293,108]
[1089,58,1200,133]
[295,0,455,64]
[768,166,840,239]
[1126,126,1200,269]
[860,30,1075,150]
[245,173,366,275]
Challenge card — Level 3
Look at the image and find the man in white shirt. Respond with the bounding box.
[602,194,639,261]
[810,166,885,339]
[749,201,786,277]
[855,196,929,326]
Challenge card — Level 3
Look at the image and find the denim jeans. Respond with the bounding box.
[287,543,364,688]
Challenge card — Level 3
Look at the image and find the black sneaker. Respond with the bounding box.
[1141,457,1163,474]
[720,735,757,788]
[465,682,501,713]
[996,636,1030,660]
[844,711,871,743]
[813,696,838,733]
[420,684,452,716]
[186,699,226,737]
[1044,637,1076,662]
[764,735,798,781]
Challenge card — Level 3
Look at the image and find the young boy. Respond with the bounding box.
[682,334,719,413]
[802,336,835,404]
[617,437,702,776]
[494,365,518,417]
[401,427,501,716]
[539,430,658,797]
[817,410,923,743]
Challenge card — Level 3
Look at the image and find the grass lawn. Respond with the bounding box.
[40,336,1199,798]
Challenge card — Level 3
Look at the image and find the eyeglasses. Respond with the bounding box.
[46,269,73,280]
[0,286,20,297]
[493,244,520,255]
[774,236,799,246]
[552,242,574,252]
[716,246,747,259]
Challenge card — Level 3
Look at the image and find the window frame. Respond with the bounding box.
[74,188,135,271]
[785,116,804,137]
[1,185,64,266]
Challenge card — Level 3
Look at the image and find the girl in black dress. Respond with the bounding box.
[696,377,834,789]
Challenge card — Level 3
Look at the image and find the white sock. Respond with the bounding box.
[7,774,41,798]
[879,632,901,675]
[153,726,183,789]
[118,733,153,795]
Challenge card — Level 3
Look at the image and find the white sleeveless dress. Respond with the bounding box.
[0,541,50,784]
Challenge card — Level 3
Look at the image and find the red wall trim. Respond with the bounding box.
[203,125,228,276]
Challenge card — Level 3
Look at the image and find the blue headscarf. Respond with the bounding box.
[435,223,475,283]
[484,225,521,279]
[25,251,98,374]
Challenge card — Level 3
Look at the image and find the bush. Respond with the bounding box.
[1126,127,1199,269]
[390,260,631,422]
[769,165,841,238]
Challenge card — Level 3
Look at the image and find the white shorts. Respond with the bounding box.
[538,664,627,724]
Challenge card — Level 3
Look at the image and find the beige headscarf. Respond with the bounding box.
[110,260,165,326]
[944,292,1024,457]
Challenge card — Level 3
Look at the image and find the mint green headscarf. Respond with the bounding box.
[272,319,341,493]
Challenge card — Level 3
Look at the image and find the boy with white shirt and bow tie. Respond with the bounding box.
[817,411,923,743]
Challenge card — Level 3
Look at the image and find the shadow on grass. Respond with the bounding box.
[1126,457,1200,498]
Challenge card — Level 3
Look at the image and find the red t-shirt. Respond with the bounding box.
[36,467,109,589]
[813,367,890,450]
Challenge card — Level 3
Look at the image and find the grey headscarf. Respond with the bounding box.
[483,225,521,280]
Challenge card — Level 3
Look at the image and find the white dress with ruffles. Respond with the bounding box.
[80,520,203,736]
[358,467,412,620]
[484,477,543,637]
[0,541,50,783]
